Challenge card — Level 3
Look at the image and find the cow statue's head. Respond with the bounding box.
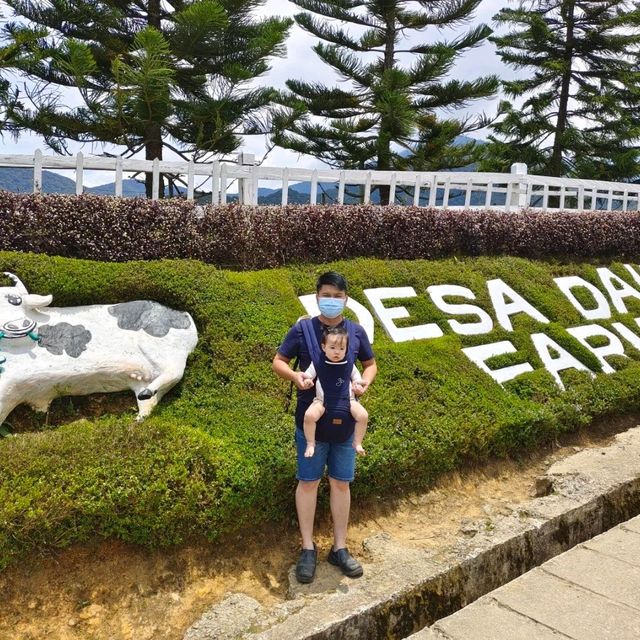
[1,272,53,339]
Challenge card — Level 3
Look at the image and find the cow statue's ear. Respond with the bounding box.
[3,272,27,294]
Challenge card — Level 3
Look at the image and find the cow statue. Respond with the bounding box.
[0,272,198,424]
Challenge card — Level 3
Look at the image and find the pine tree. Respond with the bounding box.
[1,1,292,196]
[0,21,45,137]
[482,0,640,180]
[272,0,499,204]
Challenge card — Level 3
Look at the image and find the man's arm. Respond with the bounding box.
[354,358,377,396]
[272,353,310,390]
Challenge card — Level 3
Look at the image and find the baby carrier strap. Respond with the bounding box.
[299,317,358,444]
[300,318,322,369]
[299,317,358,369]
[345,320,357,366]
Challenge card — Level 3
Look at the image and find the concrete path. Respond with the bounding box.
[409,514,640,640]
[186,427,640,640]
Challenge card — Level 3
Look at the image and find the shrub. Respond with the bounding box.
[1,252,640,570]
[1,191,639,268]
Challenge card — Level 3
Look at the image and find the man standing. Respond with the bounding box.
[272,271,377,583]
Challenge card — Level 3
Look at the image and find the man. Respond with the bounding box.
[272,271,377,583]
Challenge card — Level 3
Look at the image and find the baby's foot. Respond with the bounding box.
[304,443,315,457]
[353,442,366,456]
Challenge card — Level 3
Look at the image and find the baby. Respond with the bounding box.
[302,325,369,457]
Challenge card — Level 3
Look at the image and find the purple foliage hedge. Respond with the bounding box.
[0,191,638,268]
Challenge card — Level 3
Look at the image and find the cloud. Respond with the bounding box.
[0,0,518,173]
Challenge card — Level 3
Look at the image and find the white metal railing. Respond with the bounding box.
[0,150,639,212]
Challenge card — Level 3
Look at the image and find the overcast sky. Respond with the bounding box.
[1,0,515,183]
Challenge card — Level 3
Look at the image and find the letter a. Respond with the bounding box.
[597,268,640,314]
[487,279,549,332]
[531,333,593,390]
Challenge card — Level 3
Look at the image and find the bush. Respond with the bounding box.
[1,252,640,570]
[1,191,639,268]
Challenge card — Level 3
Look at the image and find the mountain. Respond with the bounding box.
[0,167,77,194]
[453,135,482,147]
[261,183,498,207]
[270,134,486,204]
[0,167,148,196]
[0,134,491,205]
[88,179,147,196]
[258,187,279,198]
[0,167,495,205]
[259,187,311,205]
[0,167,292,202]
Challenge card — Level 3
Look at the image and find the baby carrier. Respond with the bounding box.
[300,318,358,443]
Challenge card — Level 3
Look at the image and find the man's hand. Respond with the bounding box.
[295,371,314,390]
[353,379,370,397]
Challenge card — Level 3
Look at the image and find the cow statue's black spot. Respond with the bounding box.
[108,301,190,337]
[38,323,92,358]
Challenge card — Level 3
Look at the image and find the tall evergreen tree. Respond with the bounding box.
[1,1,292,195]
[0,19,45,137]
[482,0,640,180]
[272,0,499,203]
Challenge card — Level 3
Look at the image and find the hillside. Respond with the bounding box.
[0,167,147,196]
[1,252,640,572]
[0,135,486,204]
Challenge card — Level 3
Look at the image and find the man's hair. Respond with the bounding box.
[321,325,348,346]
[316,271,347,293]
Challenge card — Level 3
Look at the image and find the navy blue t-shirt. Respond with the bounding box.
[277,316,375,439]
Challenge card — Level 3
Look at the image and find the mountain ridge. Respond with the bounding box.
[0,135,488,205]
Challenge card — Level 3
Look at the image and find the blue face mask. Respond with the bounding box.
[318,297,346,319]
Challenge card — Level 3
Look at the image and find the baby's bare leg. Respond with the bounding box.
[350,401,368,455]
[303,400,325,457]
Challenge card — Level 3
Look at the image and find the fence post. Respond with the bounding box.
[152,158,160,200]
[75,151,84,195]
[187,159,195,201]
[510,162,528,211]
[115,155,123,197]
[33,149,43,194]
[237,152,256,204]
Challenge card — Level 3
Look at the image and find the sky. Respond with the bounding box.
[0,0,514,185]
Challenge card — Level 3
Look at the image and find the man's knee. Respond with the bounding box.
[298,479,321,493]
[328,477,350,493]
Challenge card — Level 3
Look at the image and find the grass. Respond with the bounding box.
[1,251,640,570]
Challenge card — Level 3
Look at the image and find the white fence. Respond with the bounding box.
[1,150,639,212]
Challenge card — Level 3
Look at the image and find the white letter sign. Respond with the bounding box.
[486,279,549,332]
[530,333,593,390]
[554,276,611,320]
[597,268,640,314]
[461,341,533,384]
[363,287,443,343]
[427,285,493,336]
[566,324,628,374]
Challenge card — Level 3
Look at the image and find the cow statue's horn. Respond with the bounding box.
[3,272,28,294]
[24,294,53,309]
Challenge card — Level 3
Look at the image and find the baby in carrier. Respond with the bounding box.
[301,325,369,457]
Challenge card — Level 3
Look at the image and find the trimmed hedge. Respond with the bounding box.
[2,252,640,570]
[1,191,640,268]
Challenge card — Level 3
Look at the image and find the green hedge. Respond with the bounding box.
[2,191,640,267]
[1,252,640,570]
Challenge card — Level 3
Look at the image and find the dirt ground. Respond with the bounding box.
[0,417,632,640]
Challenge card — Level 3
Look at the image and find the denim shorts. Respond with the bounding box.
[295,429,356,482]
